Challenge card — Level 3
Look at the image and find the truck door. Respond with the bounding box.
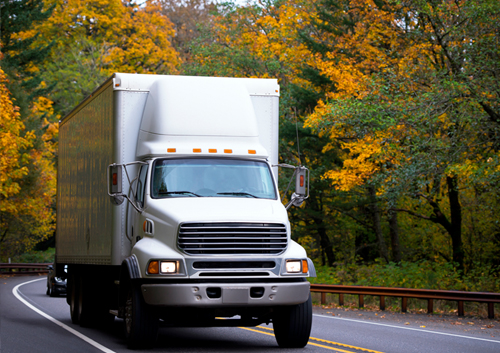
[127,164,148,245]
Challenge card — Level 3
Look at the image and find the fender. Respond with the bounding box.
[122,255,141,280]
[118,255,141,317]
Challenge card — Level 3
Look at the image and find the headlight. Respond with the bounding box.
[147,260,179,274]
[286,260,302,273]
[285,259,309,274]
[160,261,178,273]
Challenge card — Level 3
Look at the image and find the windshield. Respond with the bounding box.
[151,158,277,199]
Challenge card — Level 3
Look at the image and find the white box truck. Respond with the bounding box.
[55,73,315,349]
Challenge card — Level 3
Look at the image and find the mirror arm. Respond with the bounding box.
[107,162,148,213]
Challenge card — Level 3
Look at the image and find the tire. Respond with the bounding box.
[69,274,80,324]
[46,284,50,296]
[273,294,312,348]
[124,285,159,349]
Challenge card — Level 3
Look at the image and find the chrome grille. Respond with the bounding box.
[178,223,288,255]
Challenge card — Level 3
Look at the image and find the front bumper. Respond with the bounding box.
[141,281,310,307]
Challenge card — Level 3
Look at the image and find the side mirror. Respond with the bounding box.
[282,166,309,210]
[107,164,124,205]
[295,166,307,197]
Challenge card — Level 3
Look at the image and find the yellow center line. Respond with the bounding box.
[238,326,276,337]
[238,327,355,353]
[239,325,385,353]
[308,341,364,353]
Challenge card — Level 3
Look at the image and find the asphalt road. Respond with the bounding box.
[1,275,500,353]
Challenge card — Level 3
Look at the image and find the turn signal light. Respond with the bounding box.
[147,261,159,274]
[302,260,308,273]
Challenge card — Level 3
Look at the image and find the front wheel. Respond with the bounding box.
[273,294,312,348]
[124,285,159,349]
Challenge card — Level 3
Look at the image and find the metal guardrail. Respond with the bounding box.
[310,284,500,319]
[0,263,52,275]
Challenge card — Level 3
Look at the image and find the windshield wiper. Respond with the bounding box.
[159,191,201,197]
[217,192,258,198]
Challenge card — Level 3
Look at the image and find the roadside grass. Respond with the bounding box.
[2,248,55,263]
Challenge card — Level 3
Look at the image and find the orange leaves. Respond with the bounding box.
[323,131,401,191]
[201,0,315,82]
[106,0,179,74]
[0,67,33,202]
[32,0,180,76]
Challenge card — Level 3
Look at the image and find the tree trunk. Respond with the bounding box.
[447,176,463,271]
[368,186,389,263]
[388,210,402,263]
[316,219,335,267]
[308,191,336,267]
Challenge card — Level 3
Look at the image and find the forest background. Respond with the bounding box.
[1,0,500,296]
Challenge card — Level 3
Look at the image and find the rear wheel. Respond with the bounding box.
[273,294,312,348]
[124,285,159,349]
[78,275,115,328]
[69,274,80,324]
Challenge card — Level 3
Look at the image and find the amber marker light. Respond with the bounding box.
[193,148,202,153]
[209,149,217,153]
[167,148,176,153]
[248,150,256,154]
[302,260,308,273]
[224,149,233,154]
[148,261,159,274]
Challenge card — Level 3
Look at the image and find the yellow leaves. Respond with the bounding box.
[324,134,389,191]
[0,67,34,201]
[200,0,315,82]
[107,0,179,74]
[29,0,180,76]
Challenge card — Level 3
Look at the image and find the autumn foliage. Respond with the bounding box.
[1,0,500,287]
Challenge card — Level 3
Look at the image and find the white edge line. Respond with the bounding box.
[13,278,117,353]
[314,314,500,344]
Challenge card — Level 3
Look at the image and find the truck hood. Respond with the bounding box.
[145,197,288,225]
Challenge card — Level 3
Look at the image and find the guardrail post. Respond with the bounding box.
[458,301,464,316]
[321,292,326,305]
[488,303,494,319]
[427,299,433,314]
[359,295,364,308]
[380,296,385,311]
[339,293,344,306]
[401,297,408,313]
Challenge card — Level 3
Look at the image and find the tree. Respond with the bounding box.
[0,0,54,115]
[159,0,217,63]
[0,64,57,259]
[35,0,180,116]
[303,0,500,270]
